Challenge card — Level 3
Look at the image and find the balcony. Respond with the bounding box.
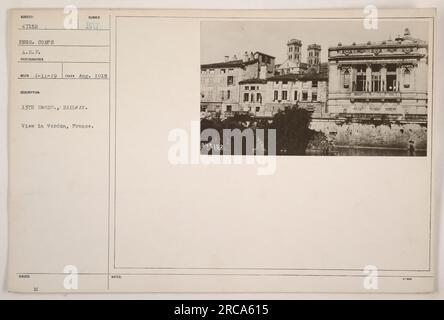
[405,114,427,122]
[350,91,401,102]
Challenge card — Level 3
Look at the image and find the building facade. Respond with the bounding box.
[237,41,328,118]
[238,78,268,117]
[200,52,275,117]
[247,72,328,118]
[327,28,428,123]
[200,27,428,133]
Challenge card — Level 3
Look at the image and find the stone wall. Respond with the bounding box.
[310,118,427,150]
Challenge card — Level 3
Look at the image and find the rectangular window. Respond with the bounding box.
[243,93,249,102]
[372,74,382,92]
[257,93,262,103]
[294,91,298,100]
[274,90,278,101]
[356,75,365,91]
[302,92,308,101]
[226,105,232,112]
[312,92,318,101]
[312,81,318,88]
[256,107,260,112]
[245,86,249,90]
[227,90,230,99]
[387,74,397,91]
[282,90,288,101]
[221,69,226,74]
[387,64,397,72]
[227,76,234,86]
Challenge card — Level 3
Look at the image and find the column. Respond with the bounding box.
[395,64,401,91]
[339,66,346,90]
[351,67,356,91]
[366,63,372,92]
[381,64,387,91]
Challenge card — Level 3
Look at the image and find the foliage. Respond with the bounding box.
[271,108,313,155]
[200,107,314,155]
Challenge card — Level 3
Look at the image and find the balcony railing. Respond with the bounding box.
[405,114,427,122]
[350,91,401,101]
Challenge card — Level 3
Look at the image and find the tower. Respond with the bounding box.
[287,39,302,64]
[307,44,321,67]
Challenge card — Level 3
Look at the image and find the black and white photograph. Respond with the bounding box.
[2,4,441,300]
[200,20,430,156]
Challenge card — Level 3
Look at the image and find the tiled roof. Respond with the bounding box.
[201,59,259,70]
[267,71,327,82]
[238,78,268,84]
[277,60,308,70]
[254,51,275,58]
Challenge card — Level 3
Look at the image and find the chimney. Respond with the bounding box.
[243,51,249,62]
[250,52,254,60]
[403,27,412,40]
[404,27,411,37]
[259,65,267,79]
[224,55,229,62]
[232,54,237,61]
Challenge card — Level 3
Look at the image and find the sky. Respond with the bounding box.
[200,19,430,65]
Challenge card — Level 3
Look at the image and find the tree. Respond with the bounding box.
[200,118,222,133]
[272,107,313,155]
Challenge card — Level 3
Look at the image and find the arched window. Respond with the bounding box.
[403,69,411,88]
[343,70,351,89]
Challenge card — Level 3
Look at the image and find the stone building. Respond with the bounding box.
[237,78,268,116]
[200,52,275,117]
[200,28,429,151]
[276,39,308,75]
[257,69,328,118]
[327,28,428,123]
[236,41,328,118]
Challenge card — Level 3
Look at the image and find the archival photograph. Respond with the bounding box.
[200,20,430,156]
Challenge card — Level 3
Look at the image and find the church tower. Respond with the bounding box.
[287,39,302,64]
[307,44,321,67]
